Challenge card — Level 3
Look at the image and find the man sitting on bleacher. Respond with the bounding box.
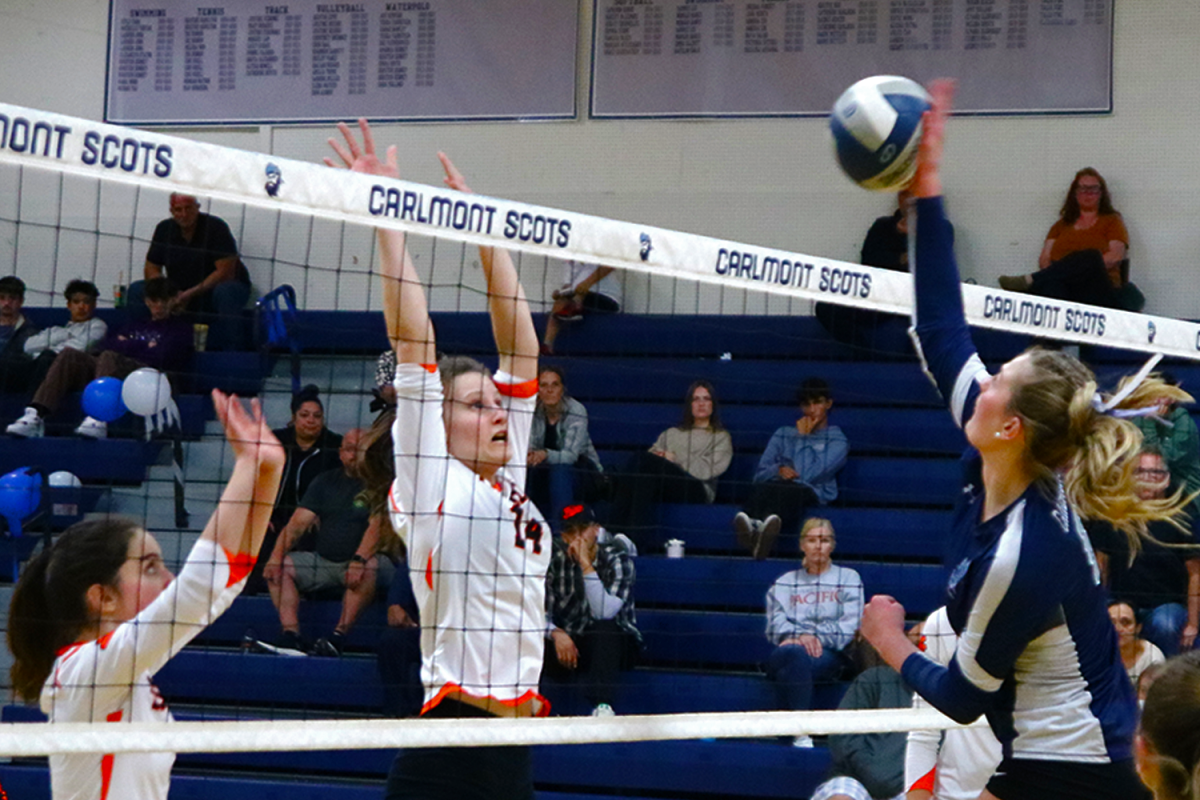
[262,428,394,657]
[0,276,39,391]
[543,503,641,716]
[734,377,848,560]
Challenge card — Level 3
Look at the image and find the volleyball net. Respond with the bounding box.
[0,101,1193,786]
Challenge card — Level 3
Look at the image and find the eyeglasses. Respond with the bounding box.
[1076,185,1103,194]
[1135,468,1169,478]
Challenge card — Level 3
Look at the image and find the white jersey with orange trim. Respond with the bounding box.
[40,538,253,800]
[388,363,550,714]
[905,607,1002,800]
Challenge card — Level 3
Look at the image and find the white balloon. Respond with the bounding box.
[48,471,82,488]
[122,368,173,417]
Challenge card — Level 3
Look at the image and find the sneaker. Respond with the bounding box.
[75,416,107,440]
[244,631,308,657]
[6,408,44,438]
[998,274,1030,293]
[733,511,755,552]
[592,703,616,717]
[753,515,782,561]
[311,632,345,658]
[553,299,585,322]
[792,735,814,748]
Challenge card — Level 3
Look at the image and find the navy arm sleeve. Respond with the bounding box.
[910,197,987,430]
[901,651,993,724]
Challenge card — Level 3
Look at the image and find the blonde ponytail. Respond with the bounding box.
[1010,350,1193,554]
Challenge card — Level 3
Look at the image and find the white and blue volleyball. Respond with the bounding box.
[830,76,930,192]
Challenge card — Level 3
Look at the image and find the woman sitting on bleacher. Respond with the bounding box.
[764,517,863,747]
[609,380,733,538]
[245,385,343,595]
[527,365,603,530]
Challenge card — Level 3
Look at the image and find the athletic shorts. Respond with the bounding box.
[385,701,533,800]
[986,758,1152,800]
[290,551,394,593]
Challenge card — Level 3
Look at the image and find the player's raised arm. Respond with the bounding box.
[327,119,436,366]
[203,390,285,558]
[438,151,539,382]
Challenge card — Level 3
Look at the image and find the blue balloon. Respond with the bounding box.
[0,468,40,536]
[82,377,127,422]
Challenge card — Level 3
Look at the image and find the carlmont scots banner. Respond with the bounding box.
[0,100,1195,358]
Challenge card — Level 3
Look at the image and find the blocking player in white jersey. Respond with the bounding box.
[905,607,1002,800]
[326,120,547,800]
[6,391,284,800]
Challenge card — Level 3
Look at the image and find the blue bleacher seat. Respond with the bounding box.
[635,556,946,616]
[653,504,952,559]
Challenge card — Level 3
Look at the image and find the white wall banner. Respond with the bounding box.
[591,0,1112,118]
[105,0,578,124]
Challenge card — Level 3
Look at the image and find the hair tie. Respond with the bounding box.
[1093,353,1163,415]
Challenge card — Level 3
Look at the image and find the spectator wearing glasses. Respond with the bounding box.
[1088,448,1200,656]
[998,168,1138,310]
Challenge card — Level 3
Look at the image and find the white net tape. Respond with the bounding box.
[0,708,984,757]
[0,101,1198,358]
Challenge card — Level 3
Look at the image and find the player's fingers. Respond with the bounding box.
[328,137,354,168]
[337,120,362,160]
[211,389,230,426]
[385,145,398,174]
[358,118,375,155]
[323,156,339,169]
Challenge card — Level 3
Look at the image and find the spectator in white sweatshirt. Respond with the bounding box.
[764,517,863,746]
[19,279,107,388]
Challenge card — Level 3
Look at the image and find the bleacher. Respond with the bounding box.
[2,309,1187,800]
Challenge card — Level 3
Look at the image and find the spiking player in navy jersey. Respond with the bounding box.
[862,81,1191,800]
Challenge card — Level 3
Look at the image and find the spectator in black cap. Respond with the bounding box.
[733,378,849,560]
[543,503,641,717]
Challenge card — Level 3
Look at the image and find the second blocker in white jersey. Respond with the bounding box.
[389,363,550,715]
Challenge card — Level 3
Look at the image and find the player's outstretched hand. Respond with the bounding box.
[212,389,285,471]
[325,118,399,180]
[438,152,473,194]
[911,78,956,199]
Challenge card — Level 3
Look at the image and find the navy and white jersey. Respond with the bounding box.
[900,196,1138,764]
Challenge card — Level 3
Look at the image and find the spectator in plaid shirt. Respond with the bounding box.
[543,504,641,716]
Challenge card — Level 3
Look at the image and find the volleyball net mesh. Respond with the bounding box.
[0,102,1193,793]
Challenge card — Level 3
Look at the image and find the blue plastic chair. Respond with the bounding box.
[256,285,301,395]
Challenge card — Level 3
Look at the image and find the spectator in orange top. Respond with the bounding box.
[998,168,1139,310]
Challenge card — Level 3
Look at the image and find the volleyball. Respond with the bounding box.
[830,75,930,192]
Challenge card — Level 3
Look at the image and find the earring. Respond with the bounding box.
[994,431,1003,439]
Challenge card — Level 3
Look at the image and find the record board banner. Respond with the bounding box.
[106,0,578,124]
[591,0,1112,117]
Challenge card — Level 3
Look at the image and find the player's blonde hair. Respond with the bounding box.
[1009,348,1191,553]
